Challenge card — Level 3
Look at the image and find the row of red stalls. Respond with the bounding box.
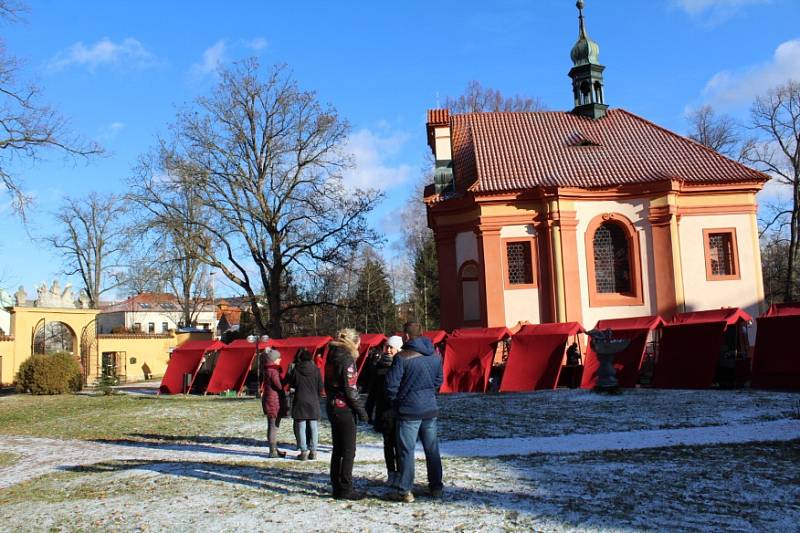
[434,305,800,393]
[159,304,799,395]
[159,333,389,395]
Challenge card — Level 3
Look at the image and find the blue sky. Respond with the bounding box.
[1,0,798,297]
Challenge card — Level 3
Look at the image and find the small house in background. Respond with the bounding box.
[424,2,768,333]
[98,293,217,335]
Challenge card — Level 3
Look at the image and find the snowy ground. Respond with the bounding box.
[0,388,798,532]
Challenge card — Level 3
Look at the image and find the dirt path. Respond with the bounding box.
[1,418,797,489]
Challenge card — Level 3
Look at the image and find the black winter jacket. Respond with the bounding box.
[366,353,395,432]
[286,359,323,420]
[324,342,368,420]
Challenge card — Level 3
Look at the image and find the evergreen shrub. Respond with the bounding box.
[15,352,83,395]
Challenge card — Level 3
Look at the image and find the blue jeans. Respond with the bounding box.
[293,419,319,452]
[396,417,443,493]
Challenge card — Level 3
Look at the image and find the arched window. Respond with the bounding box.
[593,222,631,294]
[585,214,643,307]
[580,81,592,105]
[594,81,604,104]
[458,261,481,323]
[33,321,75,354]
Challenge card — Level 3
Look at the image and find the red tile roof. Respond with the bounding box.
[447,109,768,193]
[426,108,449,126]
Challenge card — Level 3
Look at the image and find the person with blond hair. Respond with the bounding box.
[324,328,369,500]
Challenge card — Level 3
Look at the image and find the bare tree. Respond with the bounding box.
[0,1,102,217]
[443,80,546,113]
[742,80,800,302]
[131,60,381,337]
[127,171,212,328]
[45,193,128,307]
[686,105,740,159]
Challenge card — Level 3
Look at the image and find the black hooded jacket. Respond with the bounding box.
[286,358,323,420]
[366,353,395,431]
[324,342,368,420]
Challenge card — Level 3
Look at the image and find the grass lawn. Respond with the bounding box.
[0,440,797,532]
[0,389,796,444]
[0,452,18,469]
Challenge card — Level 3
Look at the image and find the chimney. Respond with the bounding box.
[426,109,454,195]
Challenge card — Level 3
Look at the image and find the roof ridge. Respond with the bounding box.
[615,109,768,182]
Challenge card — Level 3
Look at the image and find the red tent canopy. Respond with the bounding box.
[595,316,665,331]
[652,322,726,389]
[751,314,800,389]
[424,330,448,344]
[355,333,387,374]
[670,308,752,326]
[206,344,256,394]
[515,322,585,337]
[501,330,576,392]
[451,327,511,342]
[441,336,500,393]
[269,336,331,375]
[159,339,222,395]
[581,316,663,390]
[764,302,800,317]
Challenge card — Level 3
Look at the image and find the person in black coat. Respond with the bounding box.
[366,335,404,487]
[286,348,323,461]
[324,328,369,500]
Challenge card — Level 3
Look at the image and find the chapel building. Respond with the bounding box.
[423,1,768,332]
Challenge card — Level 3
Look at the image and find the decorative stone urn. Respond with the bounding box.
[587,329,631,392]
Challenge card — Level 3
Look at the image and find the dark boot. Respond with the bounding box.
[297,451,309,461]
[268,447,286,458]
[307,450,316,460]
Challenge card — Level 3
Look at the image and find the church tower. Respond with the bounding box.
[569,0,608,119]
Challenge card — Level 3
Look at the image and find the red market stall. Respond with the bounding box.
[581,316,664,389]
[424,330,448,345]
[159,339,225,395]
[751,303,800,390]
[441,327,511,393]
[501,322,585,392]
[205,339,257,395]
[355,333,387,374]
[653,308,751,389]
[269,336,332,376]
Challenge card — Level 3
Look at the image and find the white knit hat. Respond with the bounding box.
[387,336,403,351]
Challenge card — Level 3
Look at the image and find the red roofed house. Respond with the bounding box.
[424,2,768,332]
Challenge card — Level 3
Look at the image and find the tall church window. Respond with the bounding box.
[703,228,740,280]
[593,223,630,293]
[585,214,643,307]
[503,238,537,288]
[458,261,481,323]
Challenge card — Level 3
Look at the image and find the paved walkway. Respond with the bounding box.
[1,419,797,489]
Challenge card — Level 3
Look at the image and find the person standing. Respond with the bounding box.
[386,322,443,503]
[325,328,369,500]
[366,335,404,486]
[262,349,288,458]
[286,348,323,460]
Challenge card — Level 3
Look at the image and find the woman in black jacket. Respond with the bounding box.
[366,335,403,487]
[324,328,368,500]
[286,348,323,461]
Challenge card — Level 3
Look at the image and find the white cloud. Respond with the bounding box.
[49,38,157,72]
[672,0,769,16]
[244,37,268,51]
[700,38,800,108]
[341,128,412,191]
[190,40,227,79]
[97,121,125,141]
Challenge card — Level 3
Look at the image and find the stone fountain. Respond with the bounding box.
[587,328,631,393]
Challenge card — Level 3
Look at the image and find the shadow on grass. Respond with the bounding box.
[90,435,333,458]
[59,460,366,498]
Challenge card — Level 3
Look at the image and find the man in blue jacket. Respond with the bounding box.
[385,321,444,503]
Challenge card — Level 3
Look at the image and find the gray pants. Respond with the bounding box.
[293,419,319,452]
